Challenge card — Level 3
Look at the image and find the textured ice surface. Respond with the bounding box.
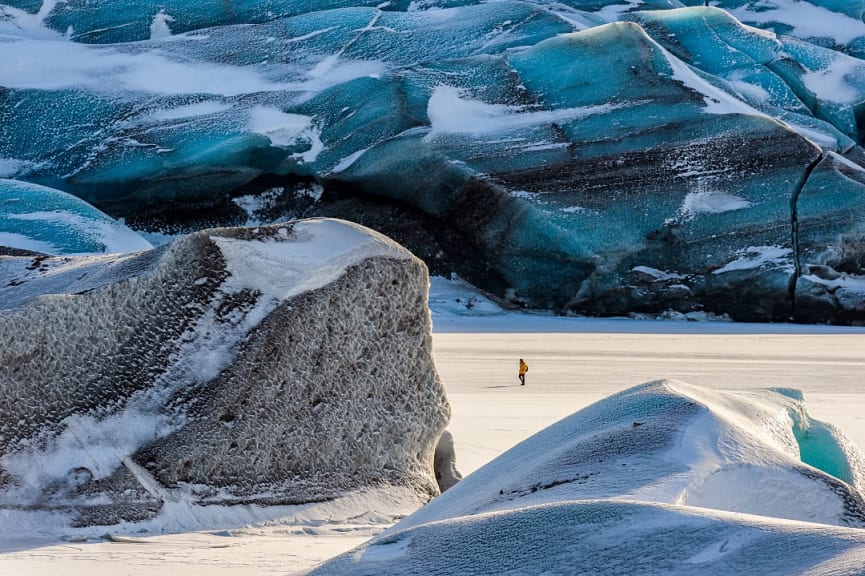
[0,179,151,255]
[312,381,865,575]
[3,1,865,322]
[0,218,450,528]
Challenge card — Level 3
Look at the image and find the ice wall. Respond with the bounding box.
[3,2,865,322]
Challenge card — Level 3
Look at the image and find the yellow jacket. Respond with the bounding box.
[519,360,528,375]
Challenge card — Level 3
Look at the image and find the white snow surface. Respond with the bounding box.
[679,189,753,217]
[0,36,286,96]
[425,85,622,138]
[213,219,407,305]
[247,106,324,163]
[392,379,864,531]
[149,10,175,40]
[801,53,865,105]
[147,102,233,122]
[5,302,865,573]
[0,231,56,254]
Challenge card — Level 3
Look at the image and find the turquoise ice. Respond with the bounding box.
[0,179,152,254]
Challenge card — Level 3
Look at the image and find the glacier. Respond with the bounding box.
[2,0,865,323]
[0,218,450,530]
[311,380,865,575]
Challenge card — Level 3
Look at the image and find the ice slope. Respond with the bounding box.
[626,8,862,147]
[0,178,151,255]
[0,218,450,530]
[311,380,865,575]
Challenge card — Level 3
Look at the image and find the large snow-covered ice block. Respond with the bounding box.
[0,218,450,528]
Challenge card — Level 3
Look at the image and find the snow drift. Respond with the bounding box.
[0,218,450,530]
[311,380,865,575]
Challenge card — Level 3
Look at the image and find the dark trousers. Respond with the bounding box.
[519,374,525,385]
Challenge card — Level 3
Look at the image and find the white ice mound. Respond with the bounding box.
[0,218,450,531]
[312,380,865,575]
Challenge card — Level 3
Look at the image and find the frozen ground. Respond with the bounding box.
[3,281,865,574]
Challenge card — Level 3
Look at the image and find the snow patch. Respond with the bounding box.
[330,147,371,174]
[683,464,844,524]
[631,266,685,282]
[0,397,179,501]
[0,0,64,39]
[7,210,153,254]
[801,55,864,105]
[428,275,503,317]
[728,79,770,103]
[0,158,35,178]
[729,1,865,46]
[680,190,752,218]
[802,273,865,294]
[660,43,765,118]
[149,10,174,40]
[354,535,412,563]
[714,246,793,275]
[425,85,622,138]
[0,231,57,254]
[148,102,232,122]
[212,219,408,305]
[0,37,292,96]
[247,107,324,163]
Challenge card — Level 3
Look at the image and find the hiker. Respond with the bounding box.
[519,358,528,386]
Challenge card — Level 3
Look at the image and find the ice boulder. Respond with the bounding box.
[312,380,865,575]
[0,218,450,529]
[0,178,151,255]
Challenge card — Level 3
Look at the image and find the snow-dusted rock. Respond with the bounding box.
[312,380,865,575]
[0,218,450,528]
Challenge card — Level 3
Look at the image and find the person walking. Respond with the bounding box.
[518,358,528,386]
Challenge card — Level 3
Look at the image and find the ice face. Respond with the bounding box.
[0,179,152,254]
[3,2,865,321]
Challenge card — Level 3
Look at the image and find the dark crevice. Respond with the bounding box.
[788,152,825,317]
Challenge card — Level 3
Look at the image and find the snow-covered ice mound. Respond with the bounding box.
[0,218,450,531]
[311,380,865,575]
[0,178,152,256]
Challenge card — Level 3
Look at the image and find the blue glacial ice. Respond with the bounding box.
[0,178,152,254]
[2,1,865,321]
